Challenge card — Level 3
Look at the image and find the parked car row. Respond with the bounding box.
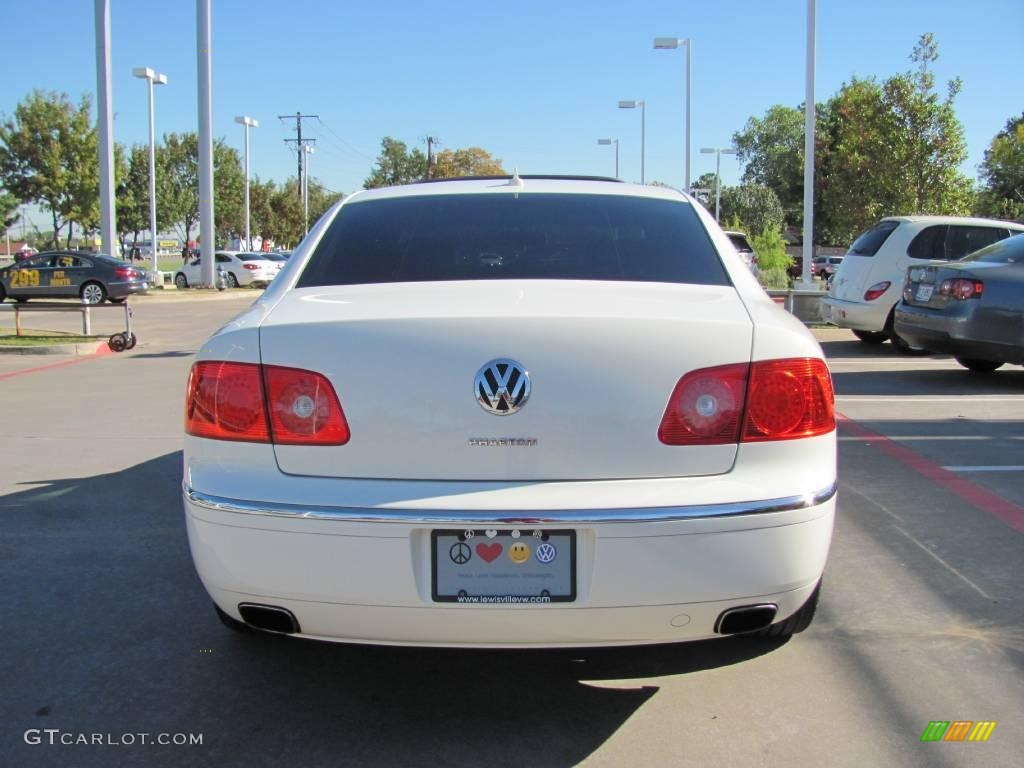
[822,215,1024,369]
[174,251,282,289]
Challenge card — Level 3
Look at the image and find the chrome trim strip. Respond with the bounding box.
[183,480,837,525]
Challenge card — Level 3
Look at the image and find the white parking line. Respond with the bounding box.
[943,466,1024,473]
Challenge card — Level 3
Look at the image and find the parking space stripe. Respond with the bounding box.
[837,414,1024,535]
[943,466,1024,472]
[0,345,112,381]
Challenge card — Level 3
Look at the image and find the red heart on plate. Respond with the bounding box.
[476,542,503,563]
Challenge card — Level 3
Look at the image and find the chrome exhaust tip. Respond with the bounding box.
[237,603,301,634]
[714,604,778,635]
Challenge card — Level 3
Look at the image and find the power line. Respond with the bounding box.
[316,117,374,161]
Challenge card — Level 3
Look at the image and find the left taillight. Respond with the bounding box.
[185,361,348,445]
[863,281,891,301]
[659,358,834,445]
[114,266,137,278]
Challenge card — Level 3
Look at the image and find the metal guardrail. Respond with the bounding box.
[0,299,137,351]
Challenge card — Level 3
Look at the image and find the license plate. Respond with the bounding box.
[431,529,576,603]
[915,284,934,302]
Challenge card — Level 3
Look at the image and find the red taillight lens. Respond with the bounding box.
[658,363,748,445]
[863,281,891,301]
[185,362,349,445]
[185,361,270,442]
[658,358,834,445]
[939,278,983,300]
[115,266,137,278]
[744,358,834,442]
[263,365,349,445]
[243,263,259,270]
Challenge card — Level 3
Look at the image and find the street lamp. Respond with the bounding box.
[700,146,738,223]
[597,138,619,179]
[234,115,258,251]
[800,0,817,289]
[302,145,315,237]
[131,66,167,278]
[618,100,645,184]
[653,37,691,193]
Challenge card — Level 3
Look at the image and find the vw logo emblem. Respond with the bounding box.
[475,359,531,415]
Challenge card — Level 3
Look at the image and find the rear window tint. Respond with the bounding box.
[297,193,730,287]
[961,233,1024,264]
[907,225,947,259]
[727,234,753,252]
[848,220,900,256]
[947,226,1008,259]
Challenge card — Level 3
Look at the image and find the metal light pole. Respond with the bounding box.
[234,116,258,250]
[700,147,738,223]
[133,67,167,278]
[93,0,116,257]
[197,0,215,287]
[597,138,619,179]
[618,101,645,184]
[801,0,817,289]
[303,145,315,237]
[653,37,692,193]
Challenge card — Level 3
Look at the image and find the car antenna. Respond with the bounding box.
[506,168,524,187]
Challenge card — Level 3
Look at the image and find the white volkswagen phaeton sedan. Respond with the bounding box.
[183,175,836,647]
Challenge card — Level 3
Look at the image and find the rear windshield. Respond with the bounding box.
[961,233,1024,265]
[848,220,900,256]
[727,234,753,252]
[237,253,266,261]
[297,193,729,287]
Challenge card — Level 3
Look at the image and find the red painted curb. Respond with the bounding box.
[837,413,1024,534]
[0,343,113,382]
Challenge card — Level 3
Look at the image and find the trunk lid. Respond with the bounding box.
[259,280,754,481]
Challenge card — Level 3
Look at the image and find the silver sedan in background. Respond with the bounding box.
[895,233,1024,372]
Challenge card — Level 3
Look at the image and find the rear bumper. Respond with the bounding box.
[183,482,835,647]
[822,296,894,332]
[107,280,149,298]
[894,305,1024,364]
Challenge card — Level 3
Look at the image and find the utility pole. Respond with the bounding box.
[425,136,439,179]
[279,112,318,197]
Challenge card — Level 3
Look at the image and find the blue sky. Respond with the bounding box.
[3,0,1022,229]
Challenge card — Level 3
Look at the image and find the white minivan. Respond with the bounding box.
[823,216,1024,351]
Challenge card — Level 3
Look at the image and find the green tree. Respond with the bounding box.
[976,113,1024,221]
[688,172,718,212]
[431,147,505,178]
[364,137,427,188]
[0,90,98,248]
[733,105,806,226]
[720,184,785,236]
[116,144,151,254]
[157,132,244,246]
[0,190,19,235]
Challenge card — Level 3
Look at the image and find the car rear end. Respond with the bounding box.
[895,235,1024,364]
[236,253,278,286]
[99,257,151,299]
[822,219,904,331]
[182,179,836,647]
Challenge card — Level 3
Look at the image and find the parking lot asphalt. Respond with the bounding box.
[1,302,1021,768]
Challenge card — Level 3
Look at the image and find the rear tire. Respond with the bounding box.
[226,272,239,288]
[214,604,252,633]
[109,297,126,304]
[955,357,1004,373]
[0,284,6,302]
[755,582,820,638]
[175,273,188,289]
[852,330,888,344]
[80,281,107,305]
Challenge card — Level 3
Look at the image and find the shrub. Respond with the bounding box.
[750,228,793,272]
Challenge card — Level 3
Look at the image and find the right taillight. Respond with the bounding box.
[186,361,348,445]
[939,278,983,300]
[743,358,834,442]
[863,281,891,301]
[659,358,834,445]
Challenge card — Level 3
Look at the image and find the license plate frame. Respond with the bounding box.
[431,529,577,603]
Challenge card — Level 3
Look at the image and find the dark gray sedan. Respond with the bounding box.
[0,251,150,304]
[895,233,1024,372]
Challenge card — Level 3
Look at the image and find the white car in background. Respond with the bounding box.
[183,176,836,647]
[823,216,1024,351]
[174,251,280,289]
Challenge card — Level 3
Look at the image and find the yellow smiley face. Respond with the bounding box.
[508,541,531,565]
